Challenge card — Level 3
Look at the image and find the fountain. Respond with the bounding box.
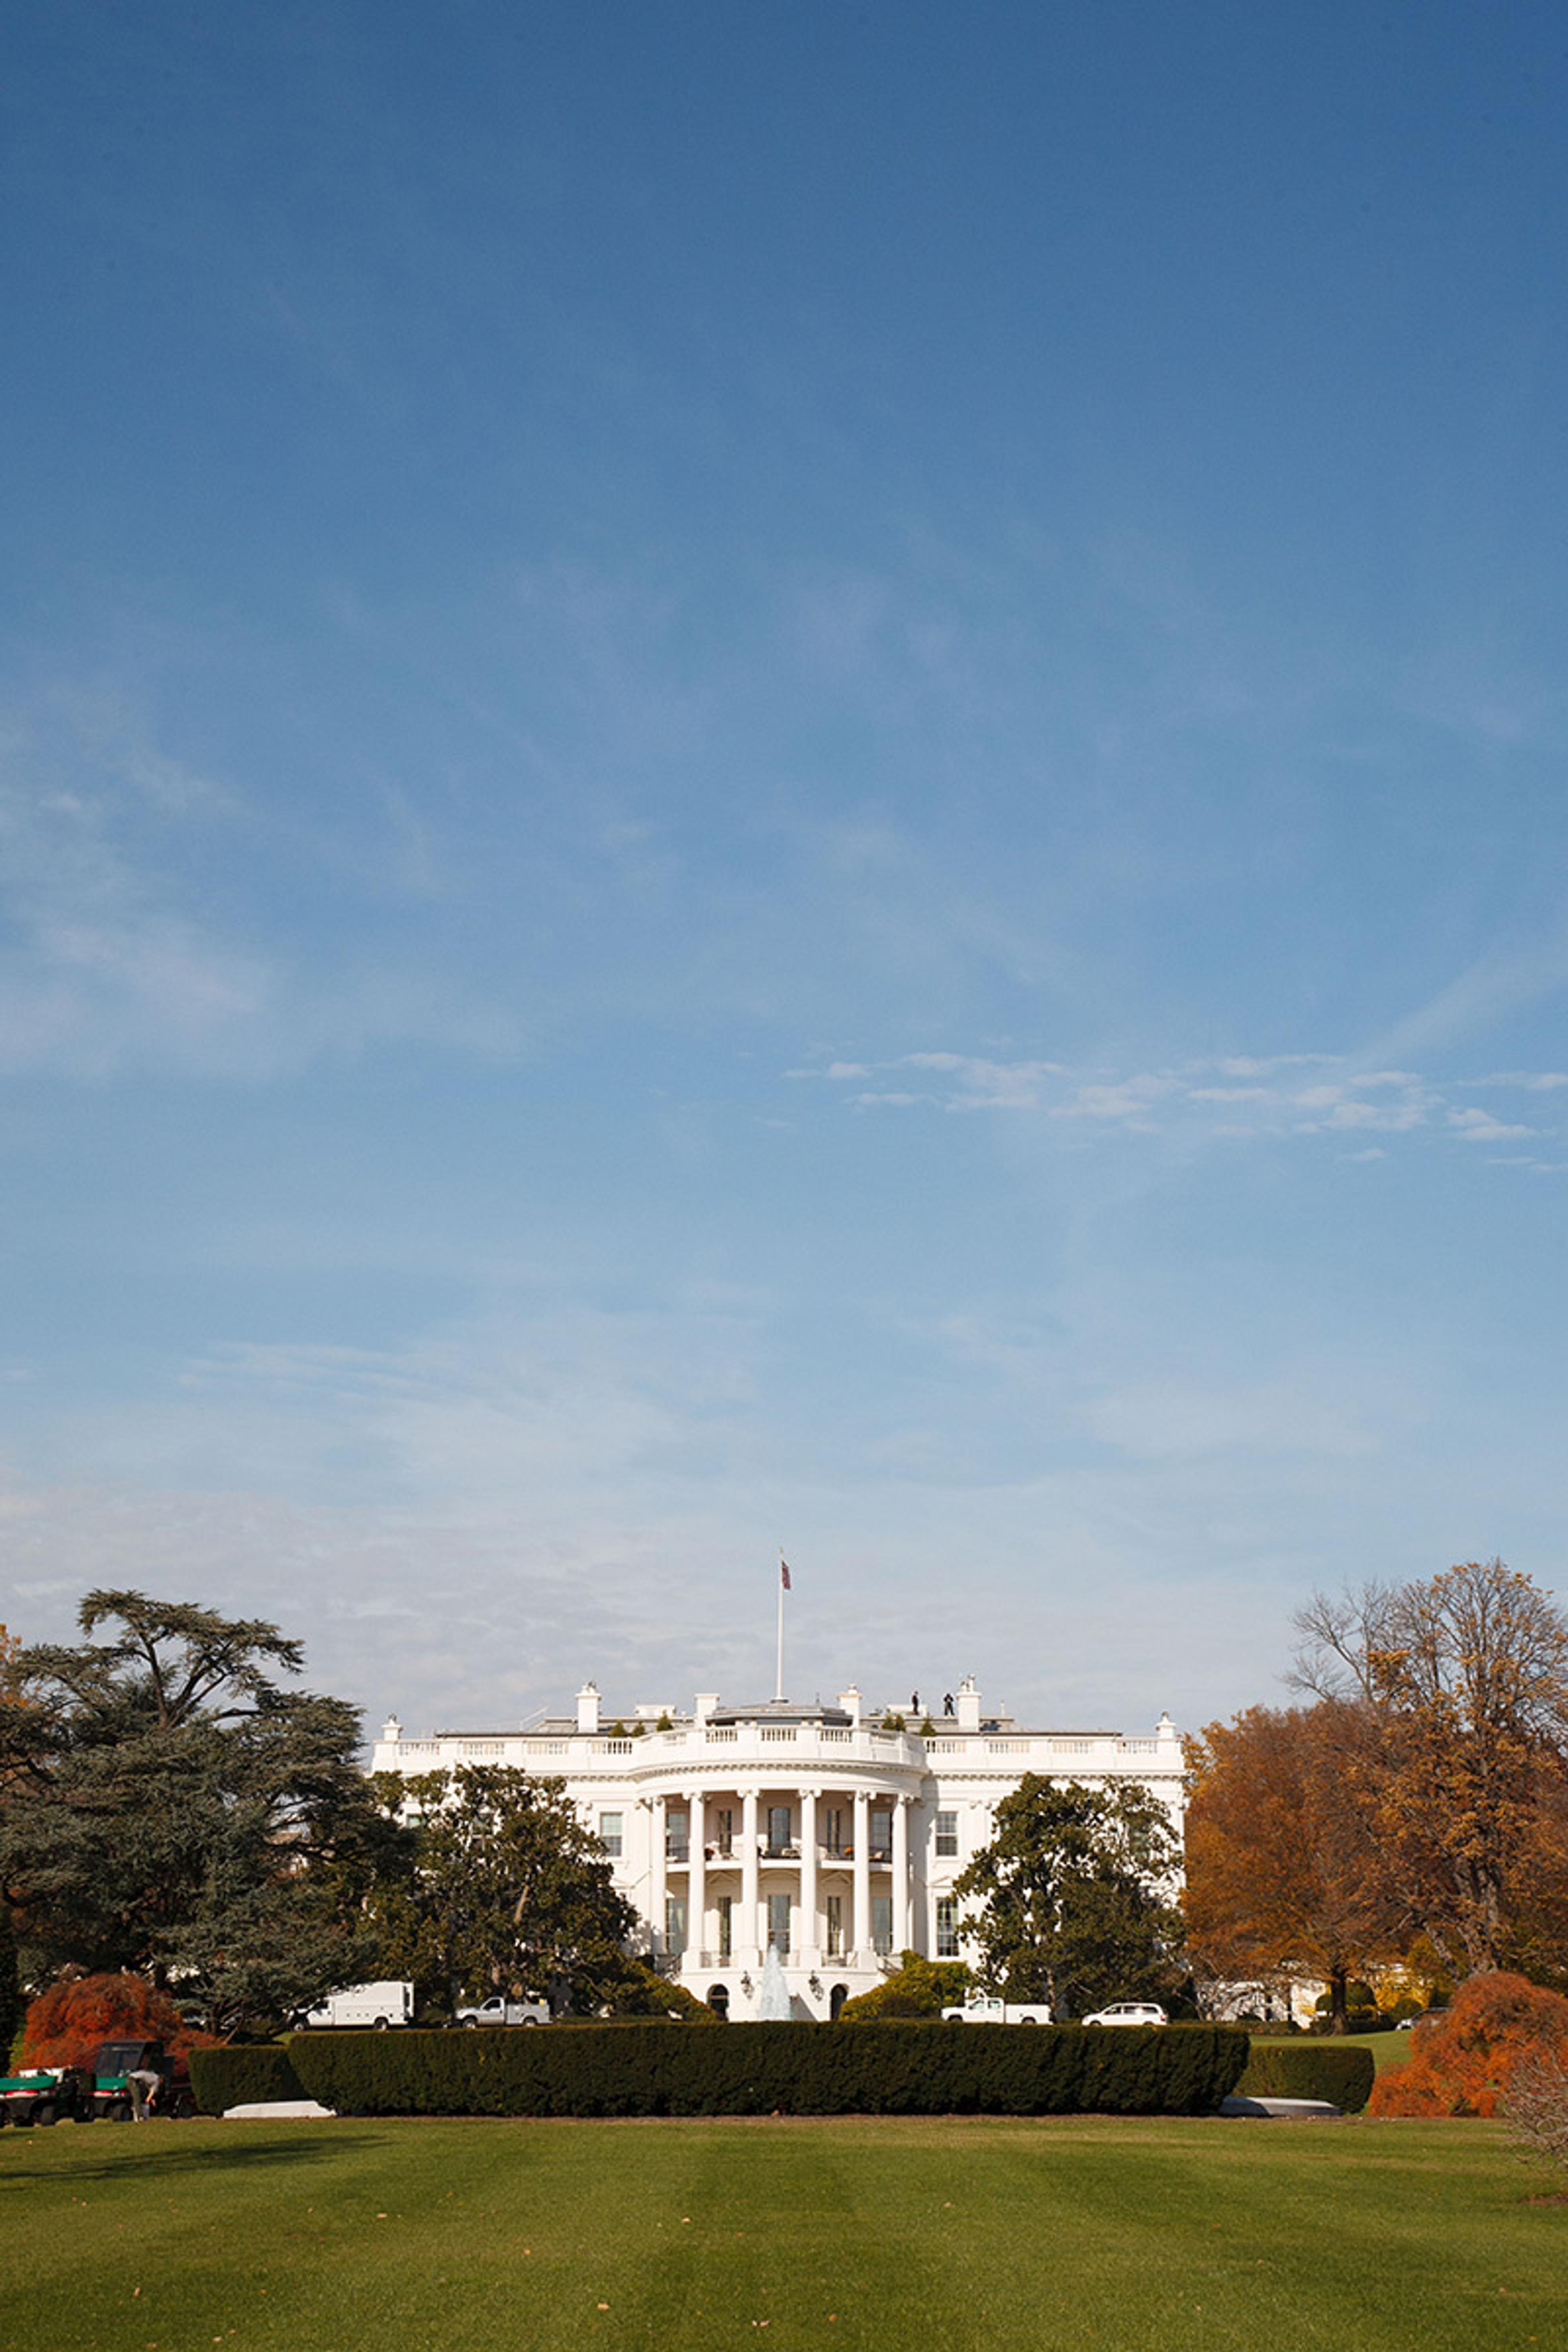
[757,1944,793,2020]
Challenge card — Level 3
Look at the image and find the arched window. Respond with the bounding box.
[829,1982,851,2021]
[707,1984,730,2020]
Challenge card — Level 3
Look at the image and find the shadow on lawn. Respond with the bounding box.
[1,2125,385,2188]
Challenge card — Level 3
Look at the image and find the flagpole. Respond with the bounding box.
[775,1552,785,1701]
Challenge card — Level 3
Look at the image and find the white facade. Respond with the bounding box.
[371,1675,1185,2021]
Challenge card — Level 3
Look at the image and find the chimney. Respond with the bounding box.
[694,1691,719,1726]
[838,1684,862,1727]
[380,1715,402,1747]
[956,1675,981,1733]
[576,1682,601,1734]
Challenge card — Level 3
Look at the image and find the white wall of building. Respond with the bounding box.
[371,1679,1185,2021]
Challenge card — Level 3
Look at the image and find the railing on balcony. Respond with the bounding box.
[690,1838,904,1867]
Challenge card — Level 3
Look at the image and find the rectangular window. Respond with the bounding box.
[935,1896,958,1958]
[872,1895,893,1956]
[935,1810,958,1859]
[666,1809,689,1861]
[825,1894,843,1955]
[870,1808,892,1860]
[717,1894,733,1959]
[665,1895,687,1951]
[767,1892,790,1952]
[598,1811,623,1858]
[767,1805,792,1855]
[825,1808,847,1856]
[715,1808,734,1856]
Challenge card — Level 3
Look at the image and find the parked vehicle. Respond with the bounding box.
[452,1994,550,2027]
[0,2068,67,2127]
[940,1992,1053,2025]
[82,2039,196,2118]
[0,2040,195,2125]
[300,1980,415,2029]
[1081,2001,1168,2027]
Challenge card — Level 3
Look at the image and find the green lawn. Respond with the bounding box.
[1251,2029,1417,2077]
[2,2111,1562,2352]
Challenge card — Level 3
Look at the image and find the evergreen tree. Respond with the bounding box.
[954,1775,1186,2019]
[0,1590,402,2034]
[371,1764,637,2014]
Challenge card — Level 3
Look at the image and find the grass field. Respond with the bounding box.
[1250,2029,1416,2077]
[3,2111,1561,2352]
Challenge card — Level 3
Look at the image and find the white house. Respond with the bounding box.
[370,1675,1185,2021]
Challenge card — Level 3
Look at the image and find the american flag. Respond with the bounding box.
[780,1558,792,1590]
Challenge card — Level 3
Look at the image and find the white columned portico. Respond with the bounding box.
[741,1785,761,1962]
[799,1787,819,1961]
[892,1792,911,1952]
[852,1788,871,1959]
[649,1794,667,1956]
[686,1786,706,1964]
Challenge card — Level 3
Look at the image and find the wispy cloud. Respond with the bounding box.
[807,1049,1566,1164]
[0,681,526,1078]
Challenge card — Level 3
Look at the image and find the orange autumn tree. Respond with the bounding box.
[1184,1702,1399,2028]
[1369,1971,1568,2117]
[22,1972,219,2069]
[1295,1561,1568,1984]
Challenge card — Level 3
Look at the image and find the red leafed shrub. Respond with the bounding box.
[21,1973,221,2067]
[1368,1971,1568,2118]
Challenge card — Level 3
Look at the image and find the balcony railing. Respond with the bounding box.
[689,1839,898,1868]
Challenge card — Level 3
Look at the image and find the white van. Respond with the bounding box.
[300,1980,414,2029]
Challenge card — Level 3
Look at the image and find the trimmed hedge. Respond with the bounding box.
[285,2021,1247,2118]
[1236,2041,1375,2114]
[189,2043,308,2114]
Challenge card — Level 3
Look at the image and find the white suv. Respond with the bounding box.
[1081,2001,1169,2027]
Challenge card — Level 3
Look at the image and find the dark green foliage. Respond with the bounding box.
[187,2043,308,2114]
[0,1591,403,2035]
[372,1764,638,2016]
[286,2020,1247,2118]
[1236,2041,1375,2113]
[601,1960,720,2021]
[0,1904,21,2059]
[955,1775,1187,2017]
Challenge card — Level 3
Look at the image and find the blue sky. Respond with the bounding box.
[3,2,1567,1737]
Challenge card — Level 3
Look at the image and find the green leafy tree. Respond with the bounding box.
[837,1949,970,2019]
[373,1765,637,2014]
[954,1775,1186,2019]
[0,1902,20,2063]
[602,1958,719,2021]
[0,1591,400,2033]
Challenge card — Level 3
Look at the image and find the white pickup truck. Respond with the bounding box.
[452,1994,551,2027]
[301,1980,414,2029]
[940,1991,1053,2025]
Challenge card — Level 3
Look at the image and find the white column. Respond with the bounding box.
[649,1795,667,1958]
[799,1787,819,1962]
[741,1786,761,1961]
[686,1787,706,1967]
[893,1793,911,1955]
[852,1788,871,1959]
